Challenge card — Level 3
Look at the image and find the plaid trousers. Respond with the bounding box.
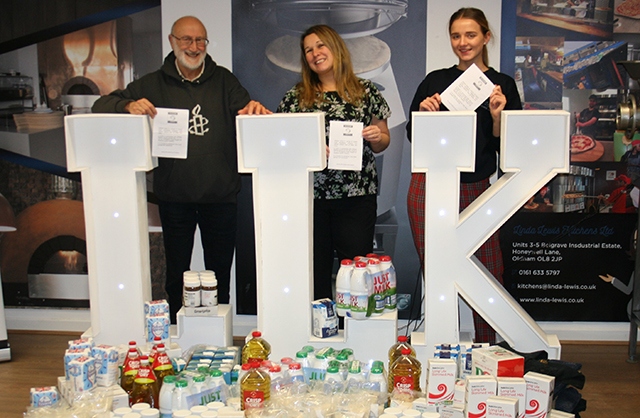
[407,172,503,344]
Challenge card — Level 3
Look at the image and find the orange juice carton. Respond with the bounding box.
[427,358,457,410]
[30,386,59,407]
[524,372,555,418]
[92,344,120,387]
[68,355,96,392]
[472,346,524,378]
[144,299,170,316]
[465,375,497,418]
[497,377,526,418]
[486,395,519,418]
[64,347,91,379]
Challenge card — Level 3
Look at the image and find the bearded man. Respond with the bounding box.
[92,16,270,322]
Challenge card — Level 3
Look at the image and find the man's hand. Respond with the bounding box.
[124,99,157,117]
[238,100,272,115]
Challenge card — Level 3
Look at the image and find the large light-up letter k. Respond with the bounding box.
[411,110,569,359]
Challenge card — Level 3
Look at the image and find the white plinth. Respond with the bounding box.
[172,304,233,350]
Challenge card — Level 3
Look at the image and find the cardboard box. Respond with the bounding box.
[498,377,527,418]
[524,372,555,418]
[30,386,59,407]
[426,358,457,409]
[465,375,497,418]
[312,298,338,338]
[487,395,519,418]
[472,346,524,378]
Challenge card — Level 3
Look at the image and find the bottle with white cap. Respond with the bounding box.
[335,259,353,316]
[183,271,201,307]
[348,261,370,319]
[200,270,218,307]
[379,255,397,312]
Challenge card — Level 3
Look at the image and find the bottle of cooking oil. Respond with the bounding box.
[129,355,159,407]
[388,335,416,368]
[240,361,271,411]
[241,331,271,364]
[121,348,141,394]
[152,344,174,391]
[387,348,421,395]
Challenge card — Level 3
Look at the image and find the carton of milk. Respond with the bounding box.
[92,344,120,387]
[498,377,527,418]
[524,372,555,418]
[465,375,497,418]
[426,358,457,410]
[68,356,96,392]
[312,298,338,338]
[486,395,519,418]
[472,346,524,378]
[30,386,59,407]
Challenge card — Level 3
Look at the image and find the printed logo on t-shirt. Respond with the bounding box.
[189,104,209,136]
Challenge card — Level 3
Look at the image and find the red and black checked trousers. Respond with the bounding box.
[407,172,503,344]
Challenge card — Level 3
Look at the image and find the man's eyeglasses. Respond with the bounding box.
[171,34,209,47]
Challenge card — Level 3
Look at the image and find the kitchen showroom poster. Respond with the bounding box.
[501,0,637,322]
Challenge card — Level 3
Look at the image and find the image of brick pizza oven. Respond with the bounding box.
[0,177,88,308]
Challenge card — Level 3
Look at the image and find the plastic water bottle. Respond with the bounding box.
[380,255,397,312]
[335,259,353,317]
[158,375,176,418]
[171,379,192,411]
[388,348,422,394]
[367,258,385,316]
[268,363,284,391]
[348,261,369,319]
[241,331,271,364]
[287,362,305,383]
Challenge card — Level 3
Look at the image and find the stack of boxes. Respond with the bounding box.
[422,344,572,418]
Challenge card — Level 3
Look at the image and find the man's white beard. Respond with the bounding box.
[176,49,205,71]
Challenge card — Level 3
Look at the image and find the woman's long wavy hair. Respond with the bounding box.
[296,24,364,110]
[449,7,492,66]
